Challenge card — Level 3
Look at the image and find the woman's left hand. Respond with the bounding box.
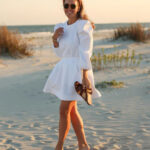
[82,77,92,90]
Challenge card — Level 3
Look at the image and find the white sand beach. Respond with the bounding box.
[0,30,150,150]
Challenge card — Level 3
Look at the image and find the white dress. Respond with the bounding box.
[43,19,102,101]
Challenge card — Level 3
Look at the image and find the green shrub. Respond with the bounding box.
[91,49,142,71]
[95,80,124,88]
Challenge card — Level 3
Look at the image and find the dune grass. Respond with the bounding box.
[113,23,150,42]
[95,80,124,89]
[0,26,33,58]
[91,48,143,71]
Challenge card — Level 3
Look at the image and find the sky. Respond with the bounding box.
[0,0,150,26]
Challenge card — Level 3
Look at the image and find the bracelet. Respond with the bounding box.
[53,38,57,41]
[52,36,57,41]
[53,39,57,42]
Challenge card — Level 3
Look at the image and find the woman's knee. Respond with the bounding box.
[59,101,76,117]
[70,102,78,116]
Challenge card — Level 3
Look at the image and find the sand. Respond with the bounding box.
[0,30,150,150]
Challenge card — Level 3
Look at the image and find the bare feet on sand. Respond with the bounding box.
[55,148,63,150]
[54,145,63,150]
[79,144,90,150]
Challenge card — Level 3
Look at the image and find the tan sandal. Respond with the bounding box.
[74,81,93,105]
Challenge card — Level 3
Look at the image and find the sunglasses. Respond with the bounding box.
[64,3,76,9]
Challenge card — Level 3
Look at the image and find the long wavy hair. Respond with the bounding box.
[63,0,95,29]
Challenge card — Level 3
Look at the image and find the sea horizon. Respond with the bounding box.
[2,22,150,34]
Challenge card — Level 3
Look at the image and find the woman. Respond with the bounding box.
[43,0,102,149]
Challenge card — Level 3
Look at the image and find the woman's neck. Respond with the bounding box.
[67,17,78,25]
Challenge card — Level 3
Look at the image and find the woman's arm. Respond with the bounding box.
[77,20,93,70]
[77,20,93,89]
[83,69,88,78]
[52,27,64,48]
[52,35,59,48]
[82,69,92,89]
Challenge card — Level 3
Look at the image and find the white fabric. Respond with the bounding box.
[43,19,102,101]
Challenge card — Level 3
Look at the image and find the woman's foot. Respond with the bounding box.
[55,147,63,150]
[79,144,90,150]
[55,143,63,150]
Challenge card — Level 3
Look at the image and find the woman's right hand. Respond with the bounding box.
[52,27,64,41]
[52,27,64,48]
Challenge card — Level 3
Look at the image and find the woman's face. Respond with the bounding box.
[63,0,80,20]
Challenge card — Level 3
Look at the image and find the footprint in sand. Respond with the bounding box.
[91,131,97,137]
[105,109,122,120]
[30,122,41,128]
[3,123,19,129]
[5,120,14,124]
[0,122,13,129]
[6,147,18,150]
[30,135,36,141]
[107,116,117,120]
[88,143,106,150]
[64,144,78,150]
[0,60,8,68]
[22,135,33,141]
[42,146,54,150]
[1,139,22,149]
[143,114,150,120]
[2,139,13,144]
[11,124,20,128]
[11,142,22,148]
[33,135,43,141]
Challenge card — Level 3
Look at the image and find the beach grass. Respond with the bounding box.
[0,26,33,58]
[95,80,124,88]
[113,23,150,42]
[91,48,143,71]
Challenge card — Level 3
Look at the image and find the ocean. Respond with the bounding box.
[6,22,150,34]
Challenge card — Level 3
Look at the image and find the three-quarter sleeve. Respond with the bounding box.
[77,20,93,70]
[51,23,63,58]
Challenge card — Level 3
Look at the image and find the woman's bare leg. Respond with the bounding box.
[70,102,90,150]
[55,100,76,150]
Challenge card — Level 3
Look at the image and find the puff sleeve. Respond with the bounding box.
[77,20,93,70]
[51,23,63,58]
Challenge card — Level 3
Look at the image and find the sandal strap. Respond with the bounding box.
[86,88,93,94]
